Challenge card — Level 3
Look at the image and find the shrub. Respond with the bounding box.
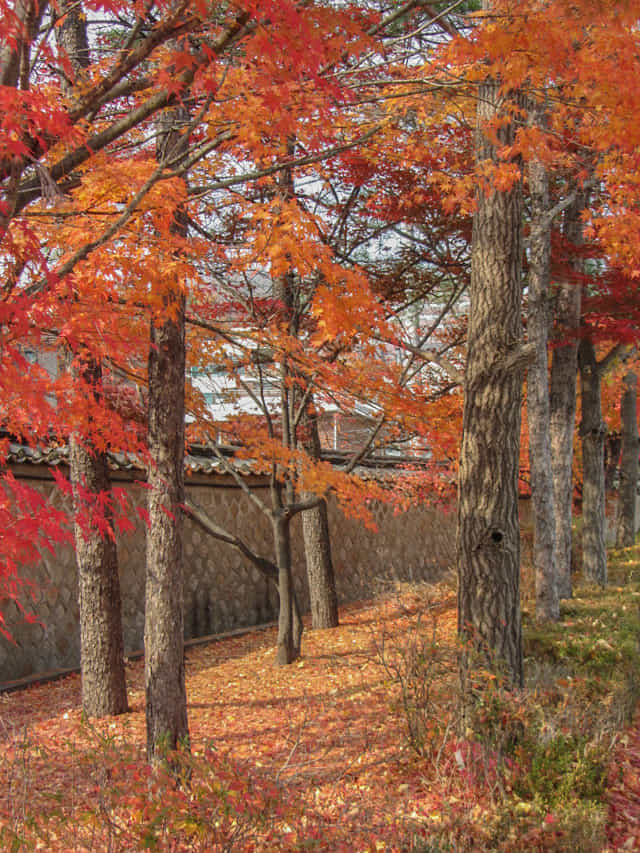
[0,722,282,852]
[371,585,456,764]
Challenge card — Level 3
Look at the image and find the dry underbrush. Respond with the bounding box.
[373,547,640,852]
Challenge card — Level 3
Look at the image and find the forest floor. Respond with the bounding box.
[1,551,640,851]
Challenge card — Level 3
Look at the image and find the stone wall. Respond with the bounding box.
[0,466,456,683]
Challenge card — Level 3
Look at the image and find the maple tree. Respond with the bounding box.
[179,186,463,663]
[0,0,356,744]
[3,0,466,744]
[163,2,473,667]
[1,0,282,742]
[4,0,640,772]
[58,0,130,719]
[6,14,640,853]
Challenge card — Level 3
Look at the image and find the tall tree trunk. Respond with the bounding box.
[270,140,310,657]
[578,338,607,586]
[271,276,303,665]
[526,153,559,622]
[301,401,339,629]
[616,371,639,548]
[70,361,128,717]
[144,107,189,761]
[145,292,189,758]
[456,71,524,688]
[59,1,127,717]
[549,196,584,599]
[302,498,339,629]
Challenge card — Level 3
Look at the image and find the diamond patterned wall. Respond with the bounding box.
[0,473,455,683]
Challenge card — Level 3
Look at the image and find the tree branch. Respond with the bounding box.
[281,497,322,519]
[184,498,277,581]
[188,126,382,197]
[598,342,629,376]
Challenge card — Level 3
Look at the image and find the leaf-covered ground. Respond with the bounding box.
[0,578,639,851]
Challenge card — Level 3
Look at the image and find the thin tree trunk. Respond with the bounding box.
[292,584,303,656]
[270,138,309,658]
[271,324,303,665]
[578,338,607,586]
[550,334,579,597]
[70,361,128,717]
[617,371,638,548]
[550,196,584,599]
[274,514,297,665]
[301,400,339,629]
[185,496,302,652]
[526,153,559,622]
[144,106,189,761]
[457,71,524,688]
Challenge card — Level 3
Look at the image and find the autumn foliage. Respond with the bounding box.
[0,0,636,600]
[2,0,640,843]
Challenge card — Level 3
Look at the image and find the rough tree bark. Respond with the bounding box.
[270,142,321,660]
[70,361,128,717]
[302,497,339,629]
[605,433,622,492]
[55,0,90,74]
[301,400,339,629]
[456,70,525,688]
[144,106,190,761]
[616,371,639,548]
[145,285,189,758]
[59,0,127,718]
[273,508,299,665]
[549,195,584,599]
[526,152,559,622]
[578,338,608,587]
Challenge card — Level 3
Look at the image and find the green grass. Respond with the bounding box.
[503,540,640,849]
[393,539,640,851]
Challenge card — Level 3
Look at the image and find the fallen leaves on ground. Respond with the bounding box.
[0,583,638,851]
[607,718,640,851]
[0,589,462,851]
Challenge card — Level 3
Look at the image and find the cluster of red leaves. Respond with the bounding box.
[607,713,640,851]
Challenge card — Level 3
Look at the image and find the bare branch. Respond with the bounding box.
[188,126,382,197]
[184,498,277,581]
[343,413,387,474]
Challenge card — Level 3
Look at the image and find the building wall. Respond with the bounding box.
[0,468,456,683]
